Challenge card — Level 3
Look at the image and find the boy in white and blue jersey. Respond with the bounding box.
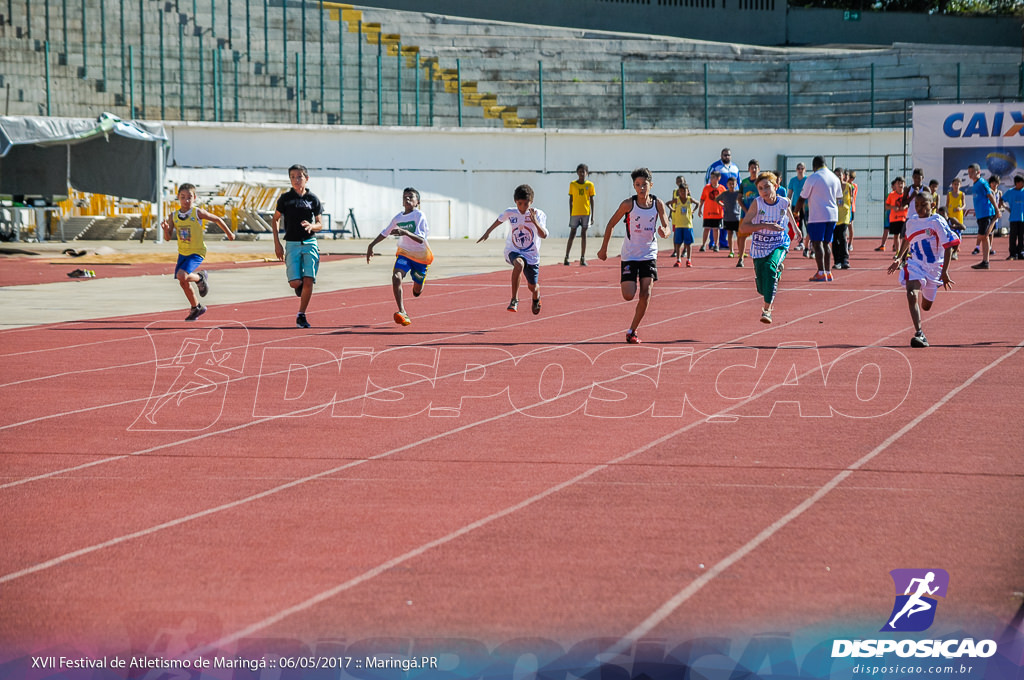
[597,167,671,344]
[366,187,432,326]
[477,184,548,314]
[888,193,959,348]
[739,172,795,324]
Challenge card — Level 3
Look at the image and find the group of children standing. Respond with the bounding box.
[162,161,1020,349]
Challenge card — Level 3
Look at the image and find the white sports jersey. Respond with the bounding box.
[900,212,960,285]
[800,167,842,223]
[747,195,792,259]
[380,208,432,264]
[499,207,547,266]
[620,195,661,262]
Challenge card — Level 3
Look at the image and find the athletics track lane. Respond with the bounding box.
[0,249,1021,657]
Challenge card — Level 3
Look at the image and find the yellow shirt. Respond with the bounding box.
[670,190,694,229]
[838,183,852,225]
[173,207,207,258]
[946,190,965,223]
[569,180,596,217]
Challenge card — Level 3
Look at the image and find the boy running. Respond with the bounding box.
[738,172,795,324]
[597,168,671,344]
[161,183,235,321]
[366,187,432,326]
[478,184,548,314]
[272,164,324,329]
[887,193,959,348]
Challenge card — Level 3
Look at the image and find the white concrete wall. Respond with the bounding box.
[165,122,905,238]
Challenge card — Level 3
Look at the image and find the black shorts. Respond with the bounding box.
[621,259,658,283]
[702,218,722,230]
[888,220,906,236]
[723,220,740,232]
[976,216,993,236]
[508,252,539,284]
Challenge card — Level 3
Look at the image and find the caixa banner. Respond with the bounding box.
[912,102,1023,233]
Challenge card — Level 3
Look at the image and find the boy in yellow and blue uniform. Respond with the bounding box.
[161,183,234,321]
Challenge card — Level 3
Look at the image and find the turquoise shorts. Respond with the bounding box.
[395,256,429,284]
[285,239,319,282]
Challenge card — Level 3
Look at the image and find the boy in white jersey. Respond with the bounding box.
[739,172,795,324]
[160,183,235,321]
[597,168,671,344]
[477,184,548,314]
[887,193,959,348]
[366,187,432,326]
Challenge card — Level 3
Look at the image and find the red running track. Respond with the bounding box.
[1,246,1022,663]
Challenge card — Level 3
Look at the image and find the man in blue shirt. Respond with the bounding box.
[968,163,1001,270]
[706,149,740,250]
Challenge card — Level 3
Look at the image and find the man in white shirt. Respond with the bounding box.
[795,155,842,281]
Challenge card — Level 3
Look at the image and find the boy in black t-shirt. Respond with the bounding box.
[272,164,324,328]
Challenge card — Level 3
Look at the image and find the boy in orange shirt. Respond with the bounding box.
[878,177,908,254]
[699,170,724,252]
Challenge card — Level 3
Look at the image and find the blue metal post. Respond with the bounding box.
[870,63,875,128]
[376,31,382,124]
[703,63,709,130]
[296,52,301,124]
[234,52,239,121]
[538,60,544,129]
[100,0,106,84]
[956,62,961,100]
[415,58,420,126]
[119,0,125,94]
[621,61,626,130]
[198,33,204,121]
[129,45,135,117]
[282,0,287,81]
[301,0,307,98]
[397,41,402,126]
[159,7,165,119]
[338,14,344,123]
[179,21,185,117]
[319,0,324,111]
[45,40,51,115]
[358,19,363,125]
[80,0,87,77]
[139,0,145,115]
[786,62,791,129]
[263,0,268,67]
[62,0,67,56]
[457,58,462,127]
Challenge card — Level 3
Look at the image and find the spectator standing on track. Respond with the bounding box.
[161,183,235,322]
[477,184,548,314]
[887,193,959,348]
[706,148,739,250]
[787,162,809,254]
[1002,174,1024,260]
[847,170,859,251]
[795,155,842,282]
[833,168,852,270]
[667,176,698,267]
[739,171,795,325]
[945,177,966,261]
[565,163,596,267]
[366,187,432,327]
[879,177,908,254]
[968,163,1001,270]
[272,164,324,329]
[718,176,743,260]
[699,170,725,252]
[597,167,671,345]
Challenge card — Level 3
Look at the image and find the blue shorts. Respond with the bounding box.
[807,221,836,243]
[285,239,320,282]
[395,256,429,284]
[508,252,539,285]
[673,227,694,245]
[175,253,204,275]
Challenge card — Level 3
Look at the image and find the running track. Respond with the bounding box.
[1,247,1022,672]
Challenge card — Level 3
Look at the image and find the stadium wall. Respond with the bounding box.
[350,0,1022,47]
[164,122,904,239]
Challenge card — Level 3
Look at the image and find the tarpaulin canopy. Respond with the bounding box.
[0,113,167,203]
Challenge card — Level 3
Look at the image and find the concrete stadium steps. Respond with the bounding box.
[63,217,100,241]
[1,1,1020,130]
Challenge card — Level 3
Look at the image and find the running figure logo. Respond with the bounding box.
[881,568,949,632]
[130,322,248,431]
